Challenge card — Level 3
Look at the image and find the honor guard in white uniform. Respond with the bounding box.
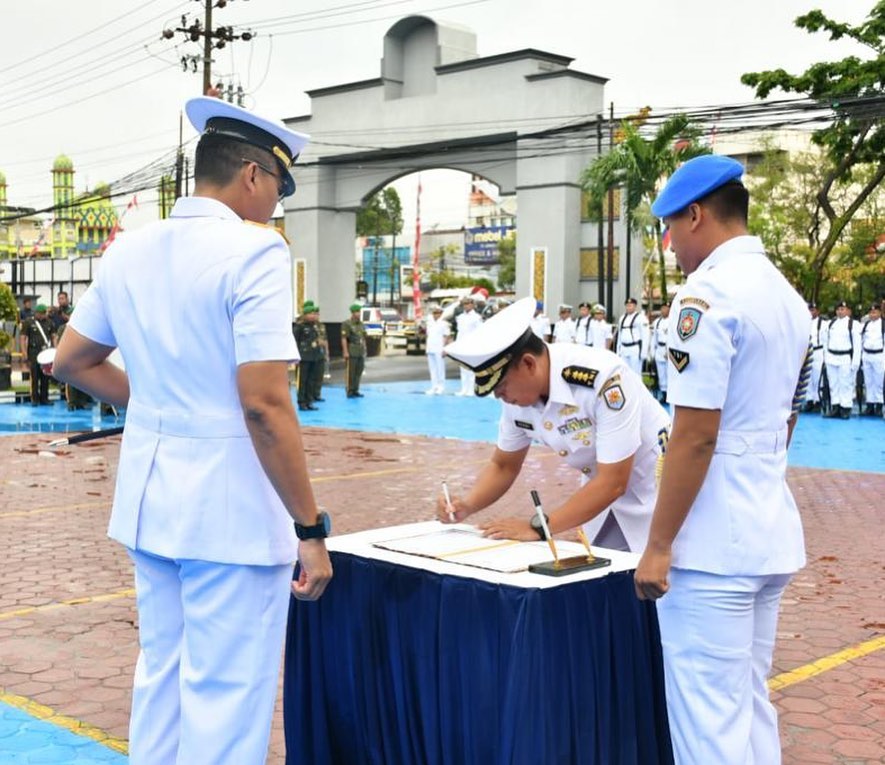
[530,300,551,341]
[53,97,333,765]
[635,155,810,765]
[805,303,826,412]
[649,302,671,402]
[424,304,451,394]
[552,304,577,343]
[455,296,483,395]
[574,302,594,346]
[860,303,884,415]
[822,300,861,419]
[589,304,614,350]
[437,297,670,552]
[616,297,649,375]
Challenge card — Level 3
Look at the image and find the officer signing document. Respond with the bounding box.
[53,97,332,765]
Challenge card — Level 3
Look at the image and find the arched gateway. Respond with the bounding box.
[285,15,633,322]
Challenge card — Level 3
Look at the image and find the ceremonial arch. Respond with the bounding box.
[284,15,631,321]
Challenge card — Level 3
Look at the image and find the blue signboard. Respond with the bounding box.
[464,226,513,265]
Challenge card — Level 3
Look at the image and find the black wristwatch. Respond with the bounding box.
[529,513,549,540]
[294,511,331,540]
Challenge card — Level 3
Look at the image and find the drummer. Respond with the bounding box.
[20,304,56,406]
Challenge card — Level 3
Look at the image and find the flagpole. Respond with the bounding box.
[411,176,423,321]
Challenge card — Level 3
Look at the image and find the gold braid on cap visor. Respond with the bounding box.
[473,354,515,396]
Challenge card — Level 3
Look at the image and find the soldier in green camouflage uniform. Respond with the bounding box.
[293,301,324,411]
[311,312,329,403]
[20,304,55,406]
[56,319,93,410]
[341,303,367,398]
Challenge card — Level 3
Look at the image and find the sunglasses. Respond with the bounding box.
[242,158,290,200]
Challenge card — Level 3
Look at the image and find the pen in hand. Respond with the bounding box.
[442,480,455,523]
[530,489,559,564]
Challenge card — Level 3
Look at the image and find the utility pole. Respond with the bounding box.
[162,0,254,97]
[606,102,615,323]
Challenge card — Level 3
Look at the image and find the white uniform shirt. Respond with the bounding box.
[496,343,670,552]
[530,313,551,339]
[456,309,483,341]
[667,235,808,575]
[616,312,649,358]
[823,316,861,368]
[588,318,613,349]
[425,316,451,354]
[552,317,577,343]
[71,197,300,565]
[574,315,593,346]
[861,317,883,355]
[650,316,669,361]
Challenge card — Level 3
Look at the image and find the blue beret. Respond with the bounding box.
[651,155,745,218]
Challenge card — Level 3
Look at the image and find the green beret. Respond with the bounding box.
[349,303,362,313]
[301,300,316,313]
[35,304,48,312]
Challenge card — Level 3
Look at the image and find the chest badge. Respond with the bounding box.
[558,404,579,417]
[677,307,703,341]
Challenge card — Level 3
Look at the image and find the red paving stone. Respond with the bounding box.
[0,429,883,764]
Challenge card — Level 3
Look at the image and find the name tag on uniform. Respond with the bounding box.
[514,420,534,430]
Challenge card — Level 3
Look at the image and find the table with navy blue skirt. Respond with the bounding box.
[284,523,673,765]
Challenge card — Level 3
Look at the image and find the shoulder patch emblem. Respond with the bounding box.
[562,366,599,388]
[669,348,690,372]
[514,419,534,430]
[677,307,702,341]
[680,296,710,311]
[602,384,625,411]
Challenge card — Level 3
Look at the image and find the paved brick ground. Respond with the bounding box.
[0,429,882,763]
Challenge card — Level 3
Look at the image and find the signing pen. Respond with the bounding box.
[530,489,559,563]
[442,480,455,523]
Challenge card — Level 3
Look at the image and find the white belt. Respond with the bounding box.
[714,428,788,456]
[126,400,250,438]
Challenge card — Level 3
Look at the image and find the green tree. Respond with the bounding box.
[580,113,708,303]
[497,232,516,291]
[0,283,18,351]
[356,187,404,304]
[741,1,885,301]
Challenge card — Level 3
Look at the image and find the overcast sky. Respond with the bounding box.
[0,0,875,232]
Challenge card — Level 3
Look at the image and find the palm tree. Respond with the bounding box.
[581,114,708,304]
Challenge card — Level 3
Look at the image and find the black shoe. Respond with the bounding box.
[823,405,841,419]
[353,392,364,398]
[314,397,325,402]
[298,404,318,411]
[840,407,851,419]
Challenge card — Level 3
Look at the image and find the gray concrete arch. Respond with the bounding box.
[284,14,631,321]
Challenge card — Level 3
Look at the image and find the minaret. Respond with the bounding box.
[51,154,76,258]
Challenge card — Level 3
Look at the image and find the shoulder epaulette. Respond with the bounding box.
[244,219,290,244]
[562,365,599,388]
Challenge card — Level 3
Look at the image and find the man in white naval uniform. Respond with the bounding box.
[589,304,614,350]
[804,302,826,412]
[860,303,884,416]
[822,300,861,419]
[649,302,670,402]
[616,297,649,375]
[552,304,577,343]
[635,155,809,765]
[574,302,593,346]
[53,97,333,765]
[424,304,451,394]
[530,300,551,341]
[436,297,670,553]
[455,296,483,395]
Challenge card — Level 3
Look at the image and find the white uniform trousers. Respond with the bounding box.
[620,353,643,376]
[825,363,856,409]
[655,358,668,394]
[808,349,823,404]
[128,549,293,765]
[861,355,884,403]
[657,568,791,765]
[458,366,475,396]
[427,352,446,393]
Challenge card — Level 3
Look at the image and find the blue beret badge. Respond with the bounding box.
[677,307,702,341]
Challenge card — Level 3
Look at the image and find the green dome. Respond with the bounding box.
[53,154,74,171]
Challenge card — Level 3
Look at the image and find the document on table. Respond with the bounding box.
[372,527,581,573]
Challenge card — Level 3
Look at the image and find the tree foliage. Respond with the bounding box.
[0,283,19,351]
[496,232,516,290]
[741,1,885,301]
[580,113,708,301]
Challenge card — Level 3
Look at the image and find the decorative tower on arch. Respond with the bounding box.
[51,154,77,258]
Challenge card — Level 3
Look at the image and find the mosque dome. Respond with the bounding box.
[53,154,74,171]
